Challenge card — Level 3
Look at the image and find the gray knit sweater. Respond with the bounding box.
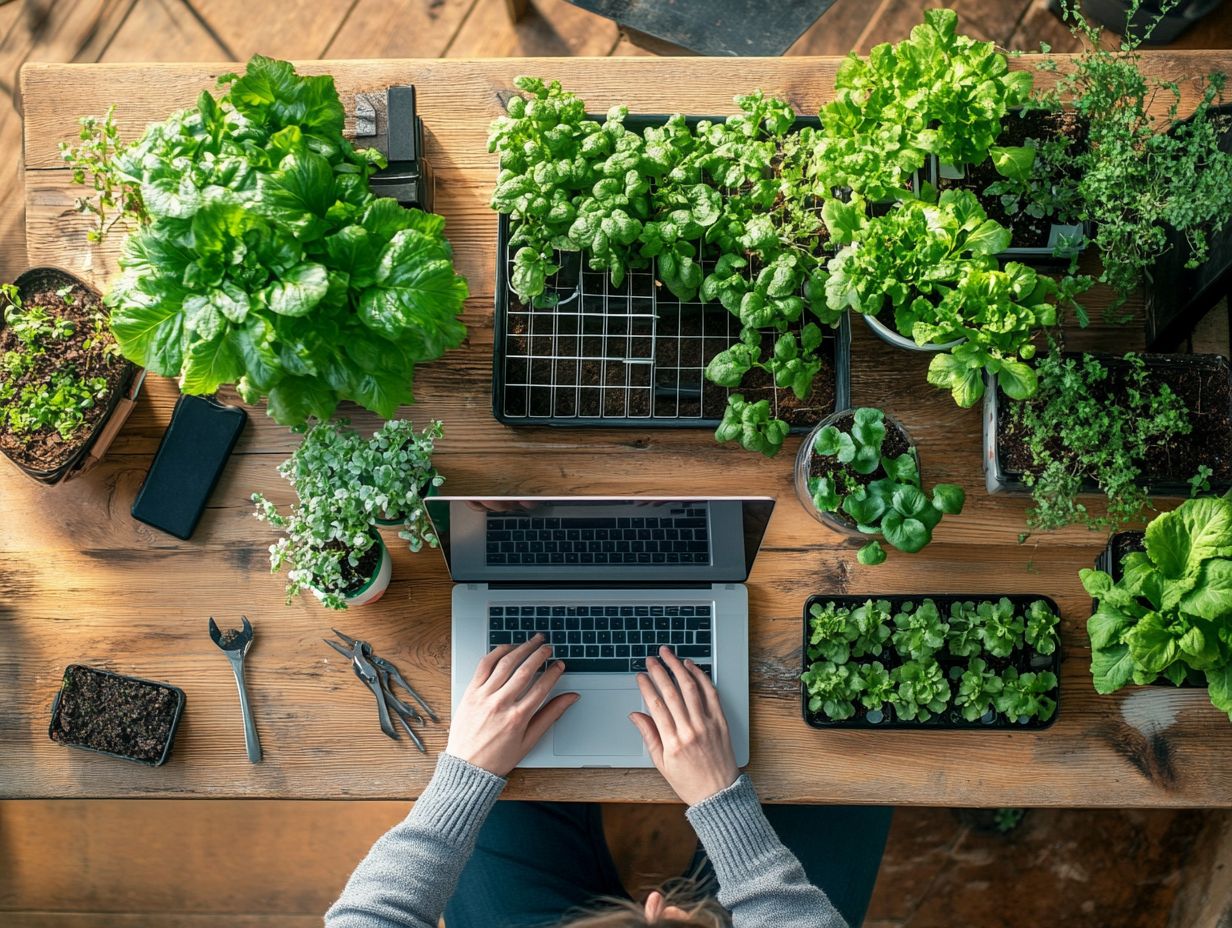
[326,753,846,928]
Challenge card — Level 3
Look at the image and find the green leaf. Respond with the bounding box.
[882,452,918,484]
[1178,559,1232,620]
[858,540,887,566]
[931,484,965,515]
[990,145,1035,183]
[1091,641,1136,693]
[881,509,930,553]
[180,331,245,395]
[965,219,1013,256]
[264,263,330,317]
[851,407,886,448]
[1206,665,1232,719]
[1145,497,1232,580]
[997,359,1038,401]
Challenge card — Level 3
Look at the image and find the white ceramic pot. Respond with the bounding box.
[862,312,963,353]
[313,536,392,607]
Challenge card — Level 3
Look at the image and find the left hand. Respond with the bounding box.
[446,635,578,776]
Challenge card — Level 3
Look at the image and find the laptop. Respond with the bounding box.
[426,496,774,768]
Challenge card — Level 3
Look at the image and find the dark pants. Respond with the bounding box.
[444,800,892,928]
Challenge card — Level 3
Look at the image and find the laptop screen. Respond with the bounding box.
[425,497,774,584]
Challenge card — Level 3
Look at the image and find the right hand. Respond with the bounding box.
[629,646,740,807]
[447,635,578,777]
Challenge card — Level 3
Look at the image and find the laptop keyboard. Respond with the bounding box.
[488,603,713,675]
[485,510,711,566]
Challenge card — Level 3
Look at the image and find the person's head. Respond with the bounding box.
[561,885,729,928]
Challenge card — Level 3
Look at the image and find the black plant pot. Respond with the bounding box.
[1144,103,1232,351]
[1057,0,1225,44]
[49,664,186,766]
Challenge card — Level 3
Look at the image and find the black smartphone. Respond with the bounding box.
[131,395,247,540]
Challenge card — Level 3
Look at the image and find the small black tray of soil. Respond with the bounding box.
[984,352,1232,495]
[1144,103,1232,351]
[932,108,1090,260]
[801,593,1062,731]
[492,114,851,430]
[1091,531,1203,688]
[0,267,139,485]
[49,664,185,766]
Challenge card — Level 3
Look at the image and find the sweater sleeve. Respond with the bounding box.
[685,776,848,928]
[325,752,506,928]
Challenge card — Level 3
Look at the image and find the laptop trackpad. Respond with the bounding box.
[553,691,645,756]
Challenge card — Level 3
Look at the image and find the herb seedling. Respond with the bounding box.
[891,659,951,722]
[891,600,949,662]
[801,661,861,721]
[951,657,1005,722]
[995,668,1058,722]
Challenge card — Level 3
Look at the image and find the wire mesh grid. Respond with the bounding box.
[496,237,842,427]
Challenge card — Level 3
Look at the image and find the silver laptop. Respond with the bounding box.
[426,496,774,768]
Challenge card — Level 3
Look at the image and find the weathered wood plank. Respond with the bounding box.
[99,0,229,62]
[11,55,1232,804]
[445,0,619,57]
[324,0,479,59]
[186,0,353,60]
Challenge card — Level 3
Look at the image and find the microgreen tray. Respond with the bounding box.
[800,593,1062,731]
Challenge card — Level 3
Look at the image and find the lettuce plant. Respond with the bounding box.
[891,600,948,661]
[859,662,895,712]
[823,190,1079,407]
[995,668,1058,722]
[1080,493,1232,720]
[814,8,1033,200]
[801,661,861,720]
[806,599,893,662]
[806,407,965,565]
[979,598,1026,659]
[891,659,951,722]
[103,56,468,426]
[951,657,1004,722]
[945,601,985,658]
[1025,600,1060,655]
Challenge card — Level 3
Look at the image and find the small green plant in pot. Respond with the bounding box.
[252,418,444,609]
[795,407,965,565]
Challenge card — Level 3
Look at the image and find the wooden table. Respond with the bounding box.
[6,54,1232,805]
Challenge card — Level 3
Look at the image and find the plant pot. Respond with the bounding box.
[862,311,963,352]
[48,664,185,766]
[984,352,1232,495]
[312,535,392,607]
[1144,103,1232,351]
[800,593,1062,730]
[795,409,917,534]
[1091,531,1205,688]
[0,267,142,486]
[1070,0,1224,44]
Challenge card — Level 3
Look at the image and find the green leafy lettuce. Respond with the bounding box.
[106,56,468,425]
[1080,493,1232,720]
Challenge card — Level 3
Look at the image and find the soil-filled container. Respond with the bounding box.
[931,109,1091,263]
[801,593,1062,731]
[492,114,851,430]
[1091,531,1204,688]
[311,534,392,608]
[1144,103,1232,351]
[984,352,1232,495]
[862,311,962,353]
[0,267,141,485]
[49,664,185,766]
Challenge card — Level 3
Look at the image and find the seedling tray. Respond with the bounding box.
[983,352,1232,495]
[492,113,851,430]
[800,593,1062,730]
[49,664,185,766]
[3,267,140,485]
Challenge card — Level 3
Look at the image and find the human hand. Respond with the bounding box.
[447,635,578,776]
[629,646,740,807]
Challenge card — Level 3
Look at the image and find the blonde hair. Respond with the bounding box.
[559,881,729,928]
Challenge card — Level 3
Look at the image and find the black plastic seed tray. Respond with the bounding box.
[49,664,185,767]
[800,593,1062,731]
[492,113,851,430]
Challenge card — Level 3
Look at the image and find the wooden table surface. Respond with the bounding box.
[7,54,1232,804]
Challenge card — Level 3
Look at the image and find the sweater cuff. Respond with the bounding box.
[407,752,507,846]
[685,775,782,878]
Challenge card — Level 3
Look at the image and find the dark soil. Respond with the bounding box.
[50,665,181,763]
[803,594,1062,731]
[1109,532,1146,581]
[0,279,131,472]
[937,109,1088,250]
[998,355,1232,485]
[805,412,913,529]
[325,539,382,595]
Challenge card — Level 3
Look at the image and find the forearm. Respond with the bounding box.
[325,753,506,928]
[686,776,848,928]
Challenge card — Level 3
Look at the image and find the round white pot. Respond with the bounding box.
[313,536,392,608]
[862,312,963,353]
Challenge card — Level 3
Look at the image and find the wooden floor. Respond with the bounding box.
[3,0,1232,925]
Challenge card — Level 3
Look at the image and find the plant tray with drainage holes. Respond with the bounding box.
[492,114,851,430]
[800,593,1062,731]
